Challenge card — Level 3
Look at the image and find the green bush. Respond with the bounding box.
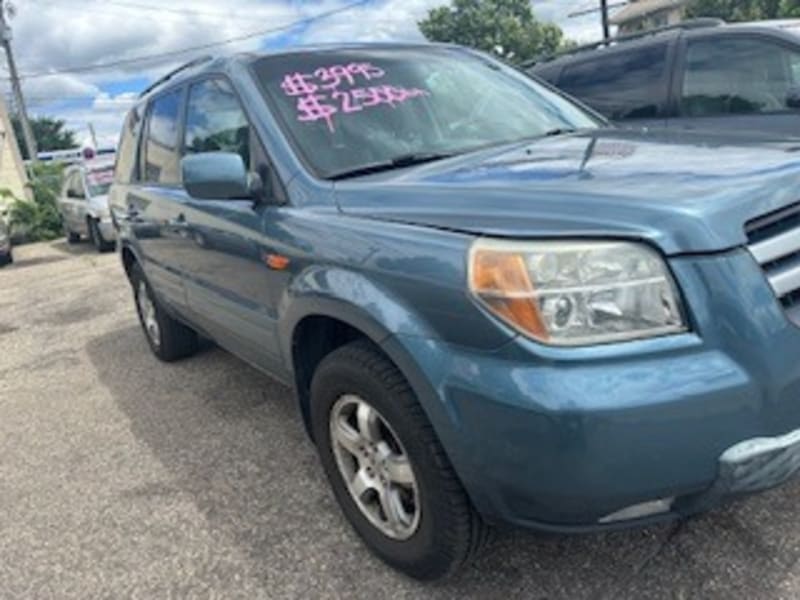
[9,162,64,243]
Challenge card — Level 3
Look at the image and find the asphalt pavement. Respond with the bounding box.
[2,240,800,599]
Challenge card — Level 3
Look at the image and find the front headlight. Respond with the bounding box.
[468,239,687,346]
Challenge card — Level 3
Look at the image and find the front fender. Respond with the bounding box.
[278,264,437,363]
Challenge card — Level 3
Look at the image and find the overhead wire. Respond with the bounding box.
[9,0,372,80]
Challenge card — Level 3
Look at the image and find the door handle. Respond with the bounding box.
[168,213,187,227]
[117,204,142,224]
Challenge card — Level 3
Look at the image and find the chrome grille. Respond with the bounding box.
[747,203,800,325]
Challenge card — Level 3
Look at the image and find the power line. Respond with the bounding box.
[87,0,267,19]
[11,0,370,80]
[31,0,286,23]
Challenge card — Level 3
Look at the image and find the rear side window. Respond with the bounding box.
[558,44,668,120]
[114,104,143,184]
[143,89,183,185]
[61,171,74,196]
[184,78,251,168]
[681,37,800,117]
[64,171,85,198]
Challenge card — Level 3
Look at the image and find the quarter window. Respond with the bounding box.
[67,172,85,199]
[143,89,183,184]
[184,78,251,168]
[558,44,668,120]
[115,104,143,184]
[681,37,800,117]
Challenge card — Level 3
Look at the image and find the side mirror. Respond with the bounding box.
[787,87,800,109]
[181,152,250,200]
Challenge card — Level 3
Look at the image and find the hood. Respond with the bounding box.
[333,129,800,255]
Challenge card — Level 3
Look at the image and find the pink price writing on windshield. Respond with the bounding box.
[280,62,429,133]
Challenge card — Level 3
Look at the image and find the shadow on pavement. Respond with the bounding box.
[86,325,800,599]
[50,239,104,256]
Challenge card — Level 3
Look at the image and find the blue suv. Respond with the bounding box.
[111,44,800,580]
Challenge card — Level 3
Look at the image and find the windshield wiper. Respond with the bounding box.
[326,152,456,181]
[542,128,578,137]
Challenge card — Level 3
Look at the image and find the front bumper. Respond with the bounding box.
[680,428,800,514]
[383,248,800,530]
[97,218,117,241]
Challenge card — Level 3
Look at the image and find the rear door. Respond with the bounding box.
[555,40,673,128]
[122,87,190,310]
[670,33,800,135]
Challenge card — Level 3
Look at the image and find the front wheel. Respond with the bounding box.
[310,340,489,580]
[88,218,114,252]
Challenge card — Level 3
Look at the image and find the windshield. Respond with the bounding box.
[86,166,114,196]
[252,47,601,179]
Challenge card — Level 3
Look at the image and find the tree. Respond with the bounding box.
[418,0,569,65]
[11,116,77,160]
[686,0,800,21]
[8,162,64,243]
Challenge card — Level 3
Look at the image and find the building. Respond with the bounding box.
[610,0,690,34]
[0,96,31,218]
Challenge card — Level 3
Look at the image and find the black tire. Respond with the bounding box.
[89,218,114,252]
[310,340,489,580]
[130,262,198,362]
[0,251,11,266]
[66,229,81,244]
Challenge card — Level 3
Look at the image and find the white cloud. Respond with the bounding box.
[5,1,610,147]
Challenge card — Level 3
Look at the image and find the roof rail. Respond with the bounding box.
[524,18,725,68]
[138,55,214,98]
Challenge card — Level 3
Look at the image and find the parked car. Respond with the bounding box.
[0,218,12,266]
[530,19,800,136]
[112,45,800,580]
[58,158,117,252]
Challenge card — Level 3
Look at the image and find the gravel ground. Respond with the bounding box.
[2,240,800,599]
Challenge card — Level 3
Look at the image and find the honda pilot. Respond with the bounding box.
[111,44,800,580]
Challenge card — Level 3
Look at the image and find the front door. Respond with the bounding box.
[670,34,800,137]
[59,170,89,236]
[173,77,287,375]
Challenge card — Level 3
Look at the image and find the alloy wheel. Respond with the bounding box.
[329,394,421,540]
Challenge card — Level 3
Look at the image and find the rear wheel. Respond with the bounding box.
[0,250,11,266]
[130,262,198,362]
[310,340,489,580]
[65,226,80,244]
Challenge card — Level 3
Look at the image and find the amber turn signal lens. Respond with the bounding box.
[469,248,549,341]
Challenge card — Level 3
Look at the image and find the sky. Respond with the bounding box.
[4,0,611,149]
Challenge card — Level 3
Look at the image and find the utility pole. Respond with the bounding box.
[568,1,626,41]
[600,0,611,41]
[88,122,98,149]
[0,0,37,163]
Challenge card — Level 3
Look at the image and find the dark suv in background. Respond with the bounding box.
[530,19,800,136]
